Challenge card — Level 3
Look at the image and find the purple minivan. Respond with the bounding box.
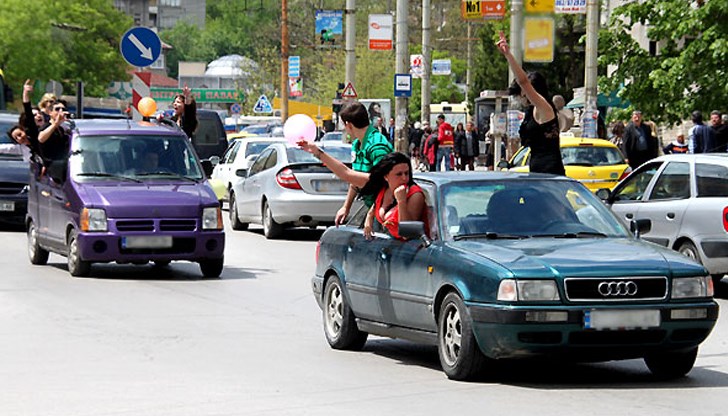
[26,120,225,277]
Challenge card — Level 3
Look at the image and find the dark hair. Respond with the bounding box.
[437,114,445,120]
[359,152,414,197]
[340,101,370,128]
[6,125,23,141]
[692,110,703,123]
[508,71,551,102]
[456,122,464,131]
[711,110,721,117]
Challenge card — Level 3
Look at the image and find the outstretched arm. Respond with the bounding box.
[297,140,368,187]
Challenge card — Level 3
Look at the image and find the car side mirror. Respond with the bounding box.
[630,219,651,238]
[399,221,431,247]
[209,156,220,166]
[496,160,510,170]
[200,160,214,177]
[595,188,611,201]
[235,168,248,178]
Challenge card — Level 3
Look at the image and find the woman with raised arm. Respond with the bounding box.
[496,31,565,176]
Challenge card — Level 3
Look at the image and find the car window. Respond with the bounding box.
[195,115,224,145]
[263,148,278,170]
[612,162,661,202]
[242,125,268,135]
[696,163,728,197]
[648,162,690,200]
[511,147,529,167]
[417,181,438,240]
[0,120,16,143]
[562,146,625,166]
[248,148,272,177]
[245,141,277,157]
[225,141,241,164]
[286,147,352,163]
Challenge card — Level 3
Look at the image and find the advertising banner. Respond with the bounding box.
[410,54,424,79]
[289,77,302,98]
[315,10,343,48]
[507,110,524,139]
[555,0,587,14]
[368,14,393,50]
[523,17,555,63]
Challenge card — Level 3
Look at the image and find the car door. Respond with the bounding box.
[638,161,691,247]
[383,181,437,330]
[609,161,663,228]
[237,148,272,219]
[212,140,240,187]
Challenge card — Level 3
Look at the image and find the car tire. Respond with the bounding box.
[199,257,224,278]
[644,347,698,379]
[153,260,171,268]
[229,192,248,231]
[67,230,91,277]
[27,220,49,265]
[678,241,701,264]
[262,200,283,239]
[437,292,487,381]
[323,275,367,350]
[711,274,724,285]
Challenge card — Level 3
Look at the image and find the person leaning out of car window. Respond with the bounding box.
[359,152,429,241]
[159,84,198,140]
[5,80,43,163]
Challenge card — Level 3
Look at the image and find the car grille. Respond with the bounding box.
[564,276,668,302]
[160,219,196,232]
[116,220,154,232]
[0,182,25,195]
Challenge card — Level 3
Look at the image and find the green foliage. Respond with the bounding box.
[0,0,131,99]
[599,0,728,124]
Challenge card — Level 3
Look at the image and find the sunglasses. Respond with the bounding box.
[53,106,66,112]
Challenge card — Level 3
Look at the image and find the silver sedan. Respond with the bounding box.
[229,143,357,239]
[600,153,728,283]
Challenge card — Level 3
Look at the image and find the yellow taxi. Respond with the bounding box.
[506,137,630,192]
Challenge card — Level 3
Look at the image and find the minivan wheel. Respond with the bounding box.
[229,192,248,231]
[644,347,698,379]
[27,221,49,265]
[323,276,367,350]
[262,200,283,239]
[67,231,91,277]
[438,292,487,380]
[199,257,224,278]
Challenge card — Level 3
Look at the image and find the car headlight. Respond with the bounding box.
[672,276,713,299]
[497,279,560,301]
[202,206,223,230]
[80,208,107,232]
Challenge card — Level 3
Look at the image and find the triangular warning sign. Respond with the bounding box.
[341,82,358,98]
[253,95,273,113]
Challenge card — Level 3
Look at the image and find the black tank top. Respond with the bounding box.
[519,106,565,176]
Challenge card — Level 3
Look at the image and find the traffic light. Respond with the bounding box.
[332,83,344,114]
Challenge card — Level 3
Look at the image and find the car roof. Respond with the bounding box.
[70,119,186,137]
[655,153,728,163]
[413,171,576,185]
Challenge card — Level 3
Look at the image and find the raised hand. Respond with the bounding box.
[22,79,33,103]
[182,84,192,104]
[496,31,510,55]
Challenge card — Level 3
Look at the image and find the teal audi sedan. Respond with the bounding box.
[311,172,718,381]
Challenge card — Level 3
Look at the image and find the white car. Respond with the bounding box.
[211,137,285,201]
[600,153,728,283]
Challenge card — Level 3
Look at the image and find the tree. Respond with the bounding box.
[0,0,131,99]
[599,0,728,124]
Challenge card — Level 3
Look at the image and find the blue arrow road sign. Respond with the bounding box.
[253,95,273,114]
[120,27,162,68]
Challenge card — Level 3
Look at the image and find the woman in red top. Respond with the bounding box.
[359,152,428,240]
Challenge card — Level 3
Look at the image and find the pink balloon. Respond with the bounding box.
[283,114,317,145]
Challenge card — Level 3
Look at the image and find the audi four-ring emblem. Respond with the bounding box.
[598,281,638,296]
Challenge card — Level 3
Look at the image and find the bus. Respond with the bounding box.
[429,101,469,127]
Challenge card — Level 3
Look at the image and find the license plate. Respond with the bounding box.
[0,201,14,211]
[584,309,660,330]
[313,180,348,193]
[122,236,173,249]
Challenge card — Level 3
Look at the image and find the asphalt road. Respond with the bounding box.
[1,219,727,416]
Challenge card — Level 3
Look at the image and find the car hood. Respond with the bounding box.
[448,238,706,278]
[77,182,215,218]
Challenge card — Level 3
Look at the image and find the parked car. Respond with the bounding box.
[227,123,282,141]
[26,119,225,278]
[597,153,728,284]
[191,109,229,161]
[317,131,344,143]
[312,172,717,380]
[0,151,29,226]
[211,137,286,202]
[505,137,630,192]
[229,142,355,238]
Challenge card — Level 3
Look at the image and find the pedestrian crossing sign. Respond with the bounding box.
[253,95,273,113]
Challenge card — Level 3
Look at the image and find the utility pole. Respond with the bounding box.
[280,0,289,122]
[584,0,599,112]
[345,0,356,93]
[465,22,472,104]
[394,0,409,152]
[421,0,431,125]
[508,0,523,85]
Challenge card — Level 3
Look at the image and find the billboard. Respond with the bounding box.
[368,14,393,50]
[315,10,343,48]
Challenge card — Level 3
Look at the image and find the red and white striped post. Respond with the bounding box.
[131,71,152,121]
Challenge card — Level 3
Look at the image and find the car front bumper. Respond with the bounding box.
[468,302,719,360]
[77,230,225,263]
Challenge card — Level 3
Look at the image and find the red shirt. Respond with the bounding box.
[374,184,428,240]
[438,122,454,147]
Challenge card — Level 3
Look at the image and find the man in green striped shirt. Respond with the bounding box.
[298,101,392,225]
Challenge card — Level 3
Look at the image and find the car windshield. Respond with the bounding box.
[286,146,352,163]
[241,125,269,135]
[245,141,278,157]
[561,146,625,166]
[70,135,204,181]
[440,179,629,240]
[321,132,342,142]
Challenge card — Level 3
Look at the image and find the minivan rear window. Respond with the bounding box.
[70,135,204,180]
